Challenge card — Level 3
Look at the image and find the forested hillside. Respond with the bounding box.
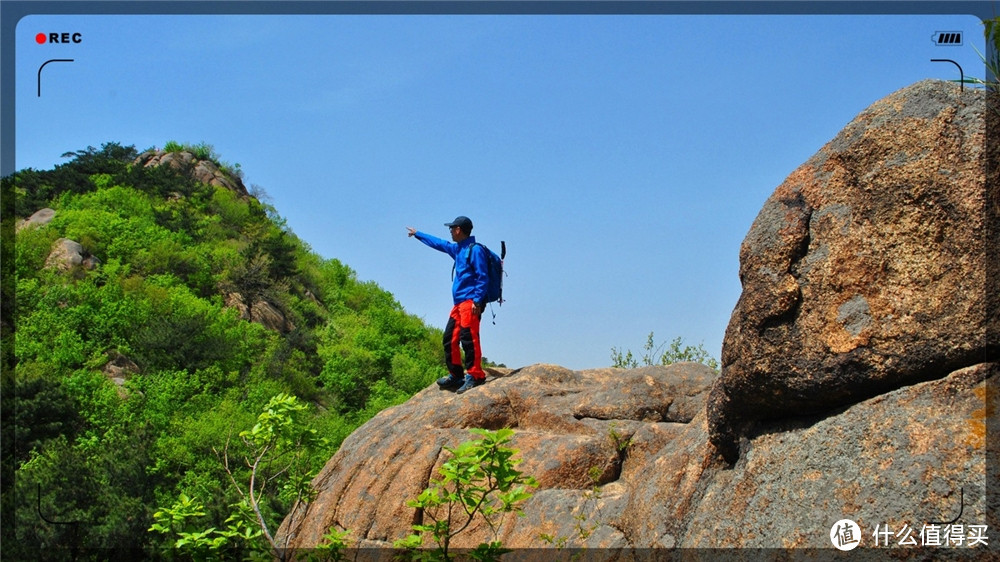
[3,142,446,555]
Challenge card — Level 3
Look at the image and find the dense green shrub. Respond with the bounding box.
[6,142,446,555]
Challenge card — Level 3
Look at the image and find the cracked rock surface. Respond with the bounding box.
[276,361,994,553]
[276,363,717,550]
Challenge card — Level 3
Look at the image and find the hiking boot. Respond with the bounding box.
[437,374,464,390]
[456,374,485,395]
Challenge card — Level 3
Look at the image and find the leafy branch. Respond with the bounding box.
[150,393,324,560]
[216,392,322,559]
[395,428,537,561]
[148,493,260,558]
[956,18,1000,99]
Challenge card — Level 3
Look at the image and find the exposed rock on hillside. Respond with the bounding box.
[708,79,996,463]
[225,292,296,333]
[277,80,996,554]
[21,209,101,273]
[17,207,56,231]
[45,237,100,271]
[134,149,249,197]
[135,149,296,333]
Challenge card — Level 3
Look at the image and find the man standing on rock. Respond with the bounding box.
[407,216,488,394]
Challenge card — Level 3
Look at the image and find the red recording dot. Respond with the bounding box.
[35,33,46,44]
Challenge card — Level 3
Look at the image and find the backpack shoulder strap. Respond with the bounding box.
[467,242,482,266]
[455,243,480,280]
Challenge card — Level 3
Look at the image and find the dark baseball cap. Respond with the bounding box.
[444,216,473,230]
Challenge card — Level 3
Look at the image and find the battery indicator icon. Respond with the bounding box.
[933,31,963,46]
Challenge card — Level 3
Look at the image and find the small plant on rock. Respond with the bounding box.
[611,332,719,371]
[308,526,352,562]
[395,428,537,562]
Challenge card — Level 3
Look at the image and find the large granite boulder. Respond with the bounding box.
[637,362,994,552]
[708,80,996,462]
[17,207,56,231]
[45,237,100,271]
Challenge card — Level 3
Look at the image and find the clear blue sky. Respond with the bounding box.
[9,6,989,370]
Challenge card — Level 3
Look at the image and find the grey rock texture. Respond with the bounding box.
[17,207,56,231]
[45,237,100,271]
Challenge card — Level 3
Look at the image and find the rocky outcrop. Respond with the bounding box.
[102,351,140,398]
[45,238,100,271]
[22,209,101,272]
[134,149,249,196]
[277,363,719,550]
[17,207,56,231]
[277,80,996,555]
[102,350,140,387]
[224,292,295,333]
[277,362,993,553]
[708,79,996,463]
[637,362,993,550]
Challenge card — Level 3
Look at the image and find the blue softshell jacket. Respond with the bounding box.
[414,232,489,305]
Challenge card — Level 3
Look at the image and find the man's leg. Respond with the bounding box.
[437,306,465,389]
[456,301,485,393]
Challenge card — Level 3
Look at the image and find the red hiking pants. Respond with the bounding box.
[444,300,485,380]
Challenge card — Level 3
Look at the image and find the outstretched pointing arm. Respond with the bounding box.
[407,228,458,257]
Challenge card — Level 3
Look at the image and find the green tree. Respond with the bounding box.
[12,363,81,465]
[9,141,449,555]
[218,393,324,558]
[11,142,139,216]
[150,393,326,559]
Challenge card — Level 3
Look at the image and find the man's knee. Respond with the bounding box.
[460,327,478,347]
